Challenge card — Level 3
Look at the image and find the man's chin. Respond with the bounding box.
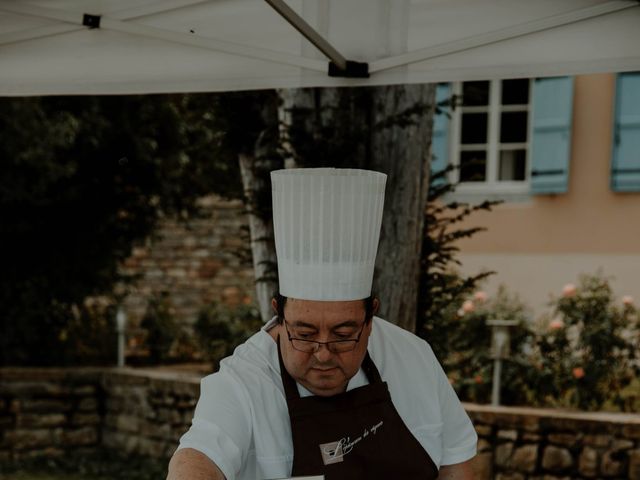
[303,370,347,397]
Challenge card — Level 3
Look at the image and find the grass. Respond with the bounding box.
[0,450,167,480]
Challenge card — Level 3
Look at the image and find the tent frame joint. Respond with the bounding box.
[82,13,101,29]
[328,60,369,79]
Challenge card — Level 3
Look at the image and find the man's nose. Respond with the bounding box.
[313,343,333,363]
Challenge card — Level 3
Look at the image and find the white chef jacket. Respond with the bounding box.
[177,316,477,480]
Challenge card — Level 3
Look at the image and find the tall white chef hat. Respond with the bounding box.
[271,168,386,301]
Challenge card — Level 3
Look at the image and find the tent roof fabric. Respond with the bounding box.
[1,0,639,96]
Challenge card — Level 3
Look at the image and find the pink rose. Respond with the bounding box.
[572,367,585,379]
[474,291,488,303]
[549,319,565,331]
[562,283,577,298]
[622,295,634,306]
[462,300,475,314]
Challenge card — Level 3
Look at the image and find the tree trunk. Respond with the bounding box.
[279,84,435,332]
[369,84,435,333]
[239,96,282,322]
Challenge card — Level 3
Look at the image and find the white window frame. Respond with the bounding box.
[447,79,534,200]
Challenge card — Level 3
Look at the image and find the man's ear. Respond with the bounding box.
[373,298,380,316]
[271,297,278,315]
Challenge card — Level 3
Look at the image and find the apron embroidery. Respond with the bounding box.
[318,420,384,465]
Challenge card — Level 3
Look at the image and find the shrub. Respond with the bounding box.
[419,165,500,352]
[194,302,262,370]
[525,273,639,411]
[442,285,533,405]
[140,291,182,364]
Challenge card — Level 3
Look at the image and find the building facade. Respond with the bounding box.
[435,73,640,315]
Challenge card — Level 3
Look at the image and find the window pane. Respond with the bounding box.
[499,150,526,181]
[500,111,528,143]
[460,150,487,182]
[461,113,488,144]
[502,79,530,105]
[462,81,489,106]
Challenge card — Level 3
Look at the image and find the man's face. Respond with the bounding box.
[273,298,375,397]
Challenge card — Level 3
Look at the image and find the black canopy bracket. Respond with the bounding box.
[83,14,101,29]
[328,60,370,79]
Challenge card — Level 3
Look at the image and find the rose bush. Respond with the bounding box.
[525,273,639,411]
[441,273,639,411]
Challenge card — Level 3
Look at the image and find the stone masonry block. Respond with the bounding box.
[475,424,492,436]
[523,433,542,442]
[62,427,98,447]
[578,446,598,477]
[512,444,538,473]
[542,446,573,471]
[612,439,634,450]
[71,413,101,426]
[548,433,578,447]
[77,398,98,412]
[584,434,611,448]
[629,449,640,480]
[477,439,492,453]
[498,430,519,441]
[4,429,52,450]
[22,398,72,413]
[17,413,66,428]
[496,442,514,467]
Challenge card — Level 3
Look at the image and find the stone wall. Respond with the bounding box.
[120,196,255,329]
[467,404,640,480]
[101,369,199,459]
[0,368,103,462]
[0,367,199,462]
[3,368,640,480]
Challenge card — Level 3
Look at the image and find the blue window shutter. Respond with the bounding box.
[431,83,451,185]
[612,72,640,192]
[530,77,574,194]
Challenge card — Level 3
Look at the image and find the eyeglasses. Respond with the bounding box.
[283,318,366,353]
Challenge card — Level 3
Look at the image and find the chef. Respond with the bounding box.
[167,168,477,480]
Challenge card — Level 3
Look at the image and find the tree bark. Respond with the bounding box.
[369,84,435,333]
[239,96,282,322]
[279,84,435,332]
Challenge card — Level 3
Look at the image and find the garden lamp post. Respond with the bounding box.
[487,319,519,406]
[116,306,127,368]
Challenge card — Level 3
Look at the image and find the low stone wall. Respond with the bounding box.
[467,404,640,480]
[2,367,640,480]
[0,368,103,462]
[0,367,199,462]
[101,369,199,459]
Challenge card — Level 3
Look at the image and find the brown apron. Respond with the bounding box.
[278,338,439,479]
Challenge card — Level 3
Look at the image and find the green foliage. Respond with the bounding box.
[418,165,501,351]
[56,297,119,365]
[525,273,639,411]
[0,94,242,366]
[441,286,533,405]
[440,273,640,411]
[194,302,263,370]
[140,292,182,364]
[283,88,372,170]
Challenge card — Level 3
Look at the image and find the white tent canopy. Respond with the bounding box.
[1,0,639,96]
